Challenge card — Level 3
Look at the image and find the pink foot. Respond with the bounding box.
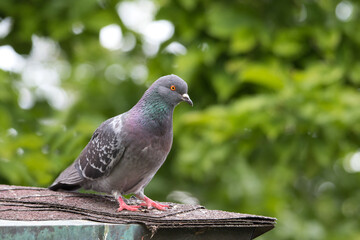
[141,196,169,210]
[117,197,140,212]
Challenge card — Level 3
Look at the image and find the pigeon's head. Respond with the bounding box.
[151,74,193,107]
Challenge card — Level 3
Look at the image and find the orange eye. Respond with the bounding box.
[170,85,176,91]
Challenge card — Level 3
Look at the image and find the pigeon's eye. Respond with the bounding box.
[170,85,176,91]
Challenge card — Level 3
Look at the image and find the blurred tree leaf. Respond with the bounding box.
[239,62,286,90]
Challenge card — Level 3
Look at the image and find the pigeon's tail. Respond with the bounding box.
[48,161,85,192]
[48,182,81,191]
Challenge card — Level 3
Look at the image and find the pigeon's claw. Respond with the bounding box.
[117,197,140,212]
[117,205,140,212]
[141,196,169,210]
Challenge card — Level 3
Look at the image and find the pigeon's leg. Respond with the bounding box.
[113,192,140,212]
[117,196,140,212]
[136,193,169,210]
[142,196,169,210]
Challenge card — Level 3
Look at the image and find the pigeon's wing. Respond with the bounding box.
[49,116,125,190]
[76,116,126,180]
[48,161,85,191]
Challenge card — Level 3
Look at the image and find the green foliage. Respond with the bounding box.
[1,0,360,239]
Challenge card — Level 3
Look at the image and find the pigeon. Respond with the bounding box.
[49,74,192,211]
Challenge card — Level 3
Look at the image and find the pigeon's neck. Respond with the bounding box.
[130,93,174,135]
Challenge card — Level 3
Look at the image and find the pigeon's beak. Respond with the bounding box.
[182,93,193,106]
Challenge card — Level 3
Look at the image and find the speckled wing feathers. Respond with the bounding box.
[49,116,126,190]
[77,117,125,180]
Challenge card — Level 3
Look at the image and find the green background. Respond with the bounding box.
[1,0,360,239]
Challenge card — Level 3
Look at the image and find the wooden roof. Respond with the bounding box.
[0,185,276,239]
